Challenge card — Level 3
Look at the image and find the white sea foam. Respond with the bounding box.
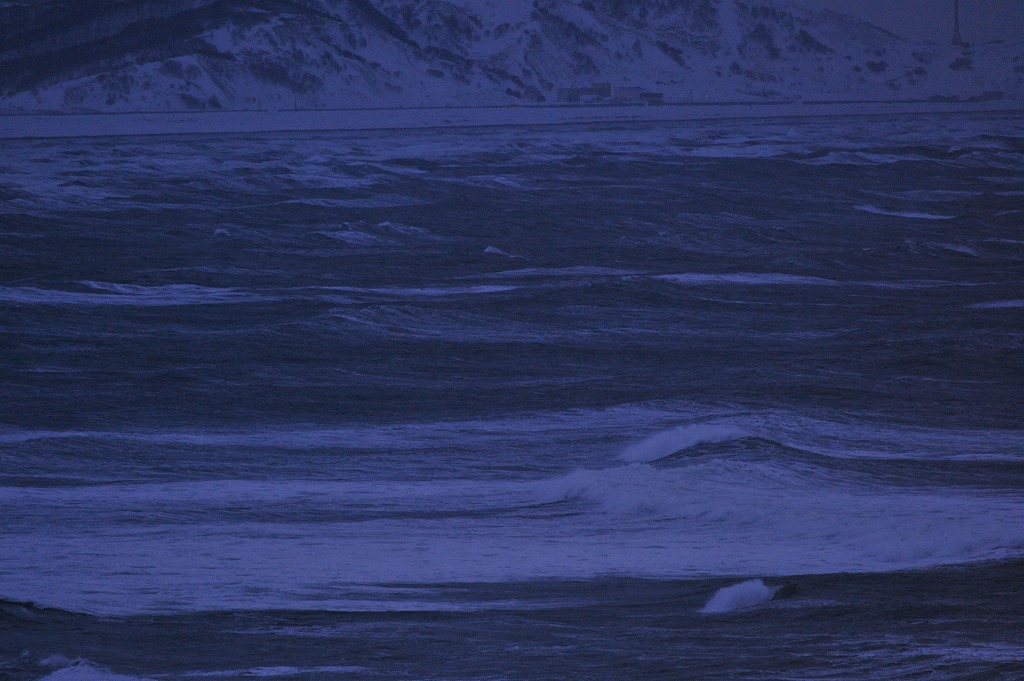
[38,659,151,681]
[316,228,384,245]
[4,455,1024,615]
[798,151,925,167]
[654,273,837,286]
[315,283,520,299]
[969,299,1024,309]
[907,642,1024,665]
[854,204,956,220]
[181,666,366,677]
[40,656,79,669]
[277,169,375,191]
[4,408,1024,615]
[279,195,426,208]
[317,220,434,246]
[700,579,776,614]
[375,220,432,236]
[2,408,1018,460]
[685,143,790,159]
[658,273,971,291]
[0,283,266,306]
[0,406,640,449]
[0,477,528,515]
[483,245,525,258]
[855,279,972,290]
[481,266,638,279]
[324,305,577,343]
[448,174,532,189]
[619,424,749,462]
[866,189,982,202]
[939,243,978,257]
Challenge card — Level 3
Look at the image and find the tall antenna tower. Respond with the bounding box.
[952,0,963,45]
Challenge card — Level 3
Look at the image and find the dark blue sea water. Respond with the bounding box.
[2,113,1023,680]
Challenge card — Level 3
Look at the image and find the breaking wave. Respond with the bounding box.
[700,579,776,614]
[619,424,750,462]
[38,657,151,681]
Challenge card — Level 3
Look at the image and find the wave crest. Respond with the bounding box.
[700,579,776,614]
[620,424,750,463]
[38,657,151,681]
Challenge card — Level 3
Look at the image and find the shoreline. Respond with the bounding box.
[1,99,1021,139]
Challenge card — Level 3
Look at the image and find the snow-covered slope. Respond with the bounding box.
[1,0,1021,112]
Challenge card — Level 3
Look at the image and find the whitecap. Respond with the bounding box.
[685,143,789,159]
[315,284,519,299]
[700,579,776,614]
[481,266,637,279]
[908,642,1024,665]
[969,299,1024,309]
[797,151,919,167]
[447,174,531,189]
[854,204,956,220]
[317,230,388,246]
[484,245,525,259]
[38,658,151,681]
[317,220,434,246]
[280,198,359,208]
[376,220,431,236]
[181,666,366,677]
[867,189,981,202]
[0,283,266,306]
[939,243,978,257]
[654,273,837,286]
[7,454,1024,614]
[279,195,426,209]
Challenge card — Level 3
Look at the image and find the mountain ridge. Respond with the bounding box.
[1,0,1021,112]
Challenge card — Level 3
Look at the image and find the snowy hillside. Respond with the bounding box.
[1,0,1021,112]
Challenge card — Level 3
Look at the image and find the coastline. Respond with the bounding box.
[0,99,1021,139]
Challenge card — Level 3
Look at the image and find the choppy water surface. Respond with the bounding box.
[2,113,1023,680]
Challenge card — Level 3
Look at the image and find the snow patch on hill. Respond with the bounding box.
[0,0,1020,113]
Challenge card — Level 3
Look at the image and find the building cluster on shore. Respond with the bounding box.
[556,82,665,105]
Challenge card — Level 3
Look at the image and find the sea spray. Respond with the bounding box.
[700,579,776,614]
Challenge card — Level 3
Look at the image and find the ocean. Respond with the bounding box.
[1,112,1023,680]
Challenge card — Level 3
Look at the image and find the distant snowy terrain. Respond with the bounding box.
[1,0,1022,112]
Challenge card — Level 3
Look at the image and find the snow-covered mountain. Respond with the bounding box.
[1,0,1021,112]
